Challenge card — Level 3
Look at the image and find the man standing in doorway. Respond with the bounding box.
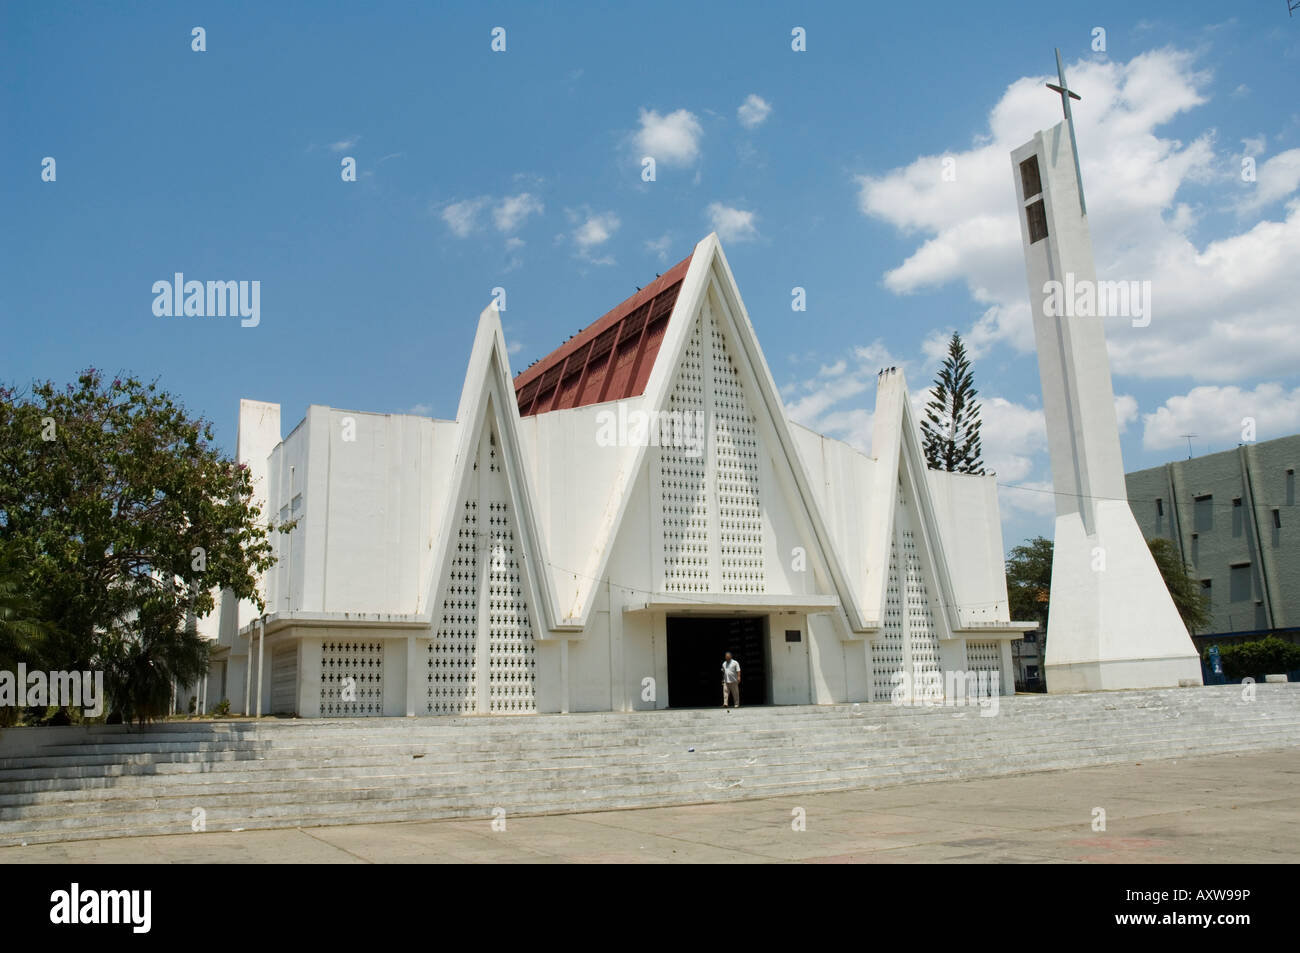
[721,652,741,709]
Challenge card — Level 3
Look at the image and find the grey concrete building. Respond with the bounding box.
[1126,434,1300,648]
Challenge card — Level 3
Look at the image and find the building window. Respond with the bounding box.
[1232,497,1244,538]
[1274,508,1283,529]
[1229,563,1252,603]
[1156,498,1164,517]
[1193,494,1213,532]
[1201,578,1212,606]
[1019,155,1043,199]
[1026,199,1049,244]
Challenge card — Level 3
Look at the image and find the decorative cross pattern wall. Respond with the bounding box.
[710,313,764,594]
[486,499,536,713]
[320,640,384,716]
[660,303,766,594]
[903,529,941,690]
[871,479,945,702]
[427,420,537,715]
[428,500,480,715]
[662,315,710,593]
[872,538,905,702]
[965,641,1003,697]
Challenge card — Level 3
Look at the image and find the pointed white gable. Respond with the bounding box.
[422,304,570,636]
[551,233,870,631]
[860,367,963,638]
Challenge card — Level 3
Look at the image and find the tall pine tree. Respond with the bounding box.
[921,332,985,473]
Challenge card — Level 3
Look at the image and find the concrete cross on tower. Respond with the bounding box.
[1045,48,1087,215]
[1009,67,1202,692]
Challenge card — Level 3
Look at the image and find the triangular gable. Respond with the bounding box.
[561,233,872,632]
[420,304,573,633]
[860,368,962,638]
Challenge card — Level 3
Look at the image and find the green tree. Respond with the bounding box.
[1005,536,1052,686]
[0,539,45,669]
[921,332,984,473]
[1146,537,1212,634]
[0,538,52,726]
[1212,636,1300,681]
[0,370,280,722]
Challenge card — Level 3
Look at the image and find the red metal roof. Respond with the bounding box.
[514,251,693,416]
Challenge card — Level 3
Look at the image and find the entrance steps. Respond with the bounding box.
[0,684,1296,846]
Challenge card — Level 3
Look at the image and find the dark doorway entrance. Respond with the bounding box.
[666,616,768,707]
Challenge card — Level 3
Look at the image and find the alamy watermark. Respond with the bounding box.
[890,669,1000,716]
[0,664,104,717]
[50,883,150,933]
[594,402,705,457]
[152,273,260,327]
[1042,272,1151,328]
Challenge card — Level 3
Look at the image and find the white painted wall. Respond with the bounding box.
[525,401,642,620]
[926,470,1012,628]
[260,411,458,617]
[769,612,811,704]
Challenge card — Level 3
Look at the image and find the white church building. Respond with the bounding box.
[201,234,1034,718]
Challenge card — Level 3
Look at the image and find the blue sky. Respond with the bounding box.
[4,1,1299,552]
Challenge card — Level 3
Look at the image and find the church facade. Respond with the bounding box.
[202,234,1033,717]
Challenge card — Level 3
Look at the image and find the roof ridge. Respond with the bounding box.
[513,251,693,416]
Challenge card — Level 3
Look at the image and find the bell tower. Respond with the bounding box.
[1011,51,1202,692]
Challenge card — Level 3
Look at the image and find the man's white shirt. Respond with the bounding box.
[722,660,741,683]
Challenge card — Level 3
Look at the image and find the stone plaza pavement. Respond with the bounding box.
[4,749,1296,863]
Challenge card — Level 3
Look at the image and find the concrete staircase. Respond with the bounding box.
[1,684,1297,846]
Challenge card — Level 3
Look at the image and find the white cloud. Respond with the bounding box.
[1114,394,1139,433]
[646,233,673,262]
[996,479,1058,519]
[634,108,703,167]
[493,193,544,233]
[856,48,1300,383]
[442,193,545,239]
[1242,135,1267,158]
[737,94,772,130]
[979,396,1047,478]
[707,202,759,243]
[781,341,907,453]
[330,136,359,152]
[1237,148,1300,212]
[977,396,1055,518]
[406,403,433,416]
[571,210,620,264]
[441,197,490,237]
[1142,383,1300,451]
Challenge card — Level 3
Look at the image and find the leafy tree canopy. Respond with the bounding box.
[1147,536,1211,635]
[1006,536,1052,638]
[0,369,279,721]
